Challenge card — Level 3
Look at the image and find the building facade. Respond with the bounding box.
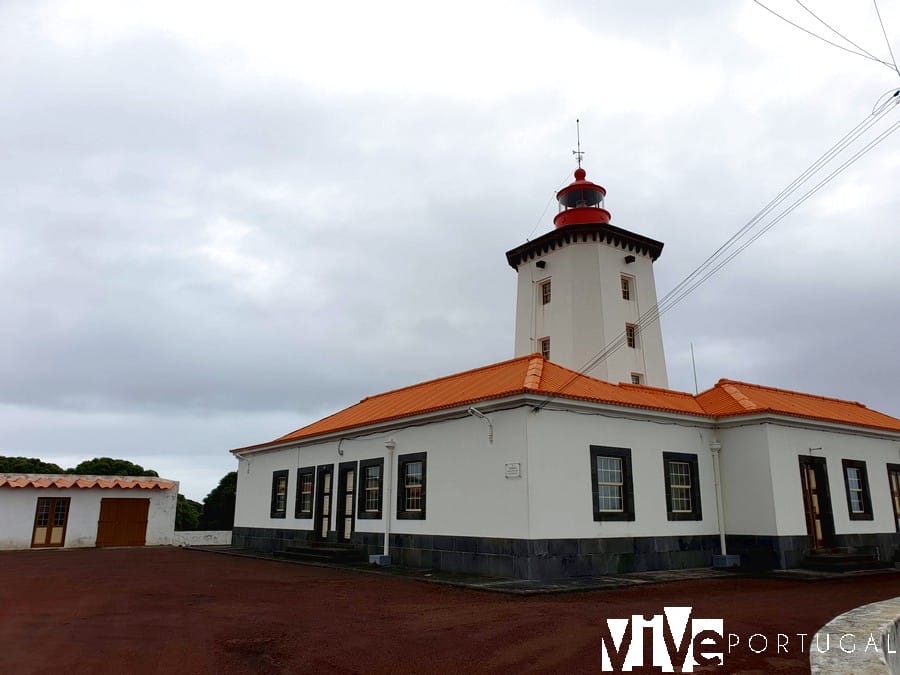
[230,164,900,578]
[231,357,900,577]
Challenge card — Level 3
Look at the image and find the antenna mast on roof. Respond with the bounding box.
[572,118,584,168]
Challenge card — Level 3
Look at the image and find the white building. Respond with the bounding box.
[230,166,900,578]
[0,474,178,550]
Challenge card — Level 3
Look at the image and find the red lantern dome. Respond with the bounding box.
[552,167,611,228]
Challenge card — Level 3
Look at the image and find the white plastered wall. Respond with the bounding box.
[765,423,900,537]
[524,407,718,539]
[513,238,668,388]
[234,408,532,539]
[0,485,178,550]
[234,404,727,542]
[716,423,779,536]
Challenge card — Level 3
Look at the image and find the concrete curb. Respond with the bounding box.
[810,596,900,674]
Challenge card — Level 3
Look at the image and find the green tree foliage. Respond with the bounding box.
[199,471,237,530]
[0,456,65,473]
[68,457,158,477]
[175,494,203,530]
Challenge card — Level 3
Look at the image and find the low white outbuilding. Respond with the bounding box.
[0,474,178,550]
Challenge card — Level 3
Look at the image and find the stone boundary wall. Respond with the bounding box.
[173,530,232,546]
[809,596,900,674]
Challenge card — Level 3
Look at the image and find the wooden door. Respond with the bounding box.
[31,497,71,548]
[798,456,834,550]
[96,498,150,547]
[888,464,900,532]
[337,463,357,542]
[313,466,333,542]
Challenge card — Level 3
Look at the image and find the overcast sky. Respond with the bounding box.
[2,0,899,500]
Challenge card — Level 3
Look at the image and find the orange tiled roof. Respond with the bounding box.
[233,355,707,451]
[0,474,176,490]
[233,357,900,454]
[696,379,900,432]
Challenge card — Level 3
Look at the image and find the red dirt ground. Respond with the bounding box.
[1,548,899,674]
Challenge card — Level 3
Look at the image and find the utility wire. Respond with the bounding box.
[580,104,898,379]
[571,102,895,377]
[752,0,897,70]
[793,0,885,63]
[873,0,900,79]
[535,98,900,409]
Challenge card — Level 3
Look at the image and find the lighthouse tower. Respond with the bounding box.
[505,164,669,388]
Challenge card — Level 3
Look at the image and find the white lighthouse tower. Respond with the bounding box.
[506,162,669,388]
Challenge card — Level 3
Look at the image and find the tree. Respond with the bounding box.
[0,456,65,473]
[68,457,158,477]
[199,471,236,530]
[175,494,203,530]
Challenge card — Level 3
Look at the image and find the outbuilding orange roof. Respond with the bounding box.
[233,356,900,454]
[0,474,176,490]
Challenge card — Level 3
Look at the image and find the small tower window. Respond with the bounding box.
[540,280,551,305]
[540,337,550,360]
[625,324,638,349]
[630,373,642,385]
[621,276,631,301]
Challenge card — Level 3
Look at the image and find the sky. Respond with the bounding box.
[1,0,899,501]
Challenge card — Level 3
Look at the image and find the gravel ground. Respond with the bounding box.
[1,546,899,674]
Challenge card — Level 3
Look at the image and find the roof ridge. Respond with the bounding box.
[523,355,545,390]
[356,354,537,403]
[717,378,868,409]
[720,382,761,410]
[618,382,696,397]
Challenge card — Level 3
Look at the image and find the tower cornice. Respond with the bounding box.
[505,222,664,269]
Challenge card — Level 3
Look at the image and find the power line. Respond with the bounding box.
[752,0,897,71]
[535,98,900,409]
[573,102,895,374]
[793,0,885,63]
[873,0,900,79]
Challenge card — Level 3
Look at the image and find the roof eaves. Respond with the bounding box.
[710,409,900,435]
[231,389,537,454]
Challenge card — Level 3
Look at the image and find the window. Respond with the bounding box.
[589,446,634,521]
[294,466,315,518]
[270,470,289,519]
[621,276,631,300]
[630,373,642,385]
[540,337,550,360]
[626,324,637,349]
[357,458,384,519]
[397,452,426,519]
[663,452,702,521]
[842,459,873,520]
[540,279,551,305]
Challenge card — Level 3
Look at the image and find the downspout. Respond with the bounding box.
[382,438,396,561]
[710,439,733,565]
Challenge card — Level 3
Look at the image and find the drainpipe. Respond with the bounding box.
[467,407,494,444]
[382,438,396,560]
[710,440,727,557]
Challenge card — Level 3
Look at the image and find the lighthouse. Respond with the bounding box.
[505,162,669,388]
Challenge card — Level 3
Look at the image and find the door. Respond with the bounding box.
[888,464,900,532]
[337,462,357,542]
[313,465,333,542]
[96,498,150,547]
[31,497,71,548]
[798,456,834,550]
